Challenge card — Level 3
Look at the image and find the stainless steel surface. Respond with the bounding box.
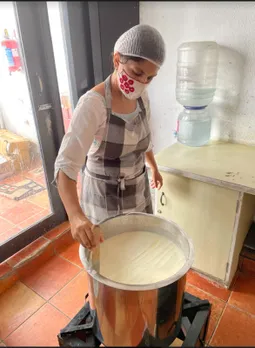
[80,213,194,347]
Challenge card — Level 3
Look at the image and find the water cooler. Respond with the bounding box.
[175,41,219,147]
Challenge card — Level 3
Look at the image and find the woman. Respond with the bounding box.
[54,24,166,251]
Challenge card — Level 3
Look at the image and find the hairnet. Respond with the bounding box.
[114,24,166,67]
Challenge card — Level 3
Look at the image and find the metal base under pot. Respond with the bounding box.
[58,292,211,347]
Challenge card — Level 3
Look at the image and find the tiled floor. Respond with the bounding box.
[0,241,255,347]
[0,167,82,245]
[0,165,51,244]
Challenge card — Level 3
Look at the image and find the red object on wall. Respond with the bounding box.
[1,29,22,73]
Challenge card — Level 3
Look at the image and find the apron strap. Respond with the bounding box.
[104,75,112,112]
[137,95,146,115]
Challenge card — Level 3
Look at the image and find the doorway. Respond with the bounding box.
[0,2,67,262]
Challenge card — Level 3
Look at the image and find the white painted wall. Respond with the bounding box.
[141,1,255,153]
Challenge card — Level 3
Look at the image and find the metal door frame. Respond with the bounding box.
[0,2,67,262]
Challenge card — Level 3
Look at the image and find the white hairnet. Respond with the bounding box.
[114,24,166,67]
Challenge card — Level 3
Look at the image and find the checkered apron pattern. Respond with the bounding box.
[80,75,153,224]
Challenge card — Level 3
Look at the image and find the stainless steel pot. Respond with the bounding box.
[79,213,194,347]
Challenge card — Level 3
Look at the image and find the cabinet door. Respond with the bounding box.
[156,172,239,281]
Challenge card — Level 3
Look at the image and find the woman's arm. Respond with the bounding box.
[57,171,100,249]
[145,150,158,172]
[145,150,163,190]
[57,171,82,220]
[54,93,105,249]
[141,90,163,190]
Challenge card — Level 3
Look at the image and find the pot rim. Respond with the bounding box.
[80,212,195,291]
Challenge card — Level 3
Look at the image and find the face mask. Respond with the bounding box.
[117,69,148,100]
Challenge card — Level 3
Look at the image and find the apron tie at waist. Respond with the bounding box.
[85,167,127,190]
[118,177,126,191]
[84,166,146,191]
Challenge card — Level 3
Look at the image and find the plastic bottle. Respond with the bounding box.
[177,106,211,147]
[175,41,218,146]
[176,41,219,107]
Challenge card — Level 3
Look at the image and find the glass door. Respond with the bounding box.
[46,1,82,199]
[47,2,73,133]
[0,2,66,262]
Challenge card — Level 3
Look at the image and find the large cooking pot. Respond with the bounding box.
[79,213,194,347]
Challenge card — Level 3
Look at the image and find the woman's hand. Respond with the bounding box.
[150,169,163,190]
[70,213,104,250]
[145,151,163,190]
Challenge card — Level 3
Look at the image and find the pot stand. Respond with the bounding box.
[58,292,211,347]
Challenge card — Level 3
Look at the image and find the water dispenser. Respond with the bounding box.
[175,41,219,147]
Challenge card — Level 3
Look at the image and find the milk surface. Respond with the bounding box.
[99,231,186,285]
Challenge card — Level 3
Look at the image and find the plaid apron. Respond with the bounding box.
[80,75,153,225]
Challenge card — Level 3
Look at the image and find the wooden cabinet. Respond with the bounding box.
[155,143,255,287]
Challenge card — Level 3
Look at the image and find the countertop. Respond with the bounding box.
[155,142,255,194]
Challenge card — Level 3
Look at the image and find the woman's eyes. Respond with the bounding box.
[133,71,143,77]
[132,71,153,83]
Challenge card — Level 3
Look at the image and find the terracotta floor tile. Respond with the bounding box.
[54,229,74,254]
[187,270,231,301]
[1,173,25,185]
[7,237,51,268]
[0,257,19,295]
[25,167,45,181]
[210,305,255,346]
[0,262,12,278]
[241,258,255,275]
[186,284,226,343]
[27,190,51,210]
[59,241,83,268]
[20,255,81,300]
[44,221,70,240]
[18,209,51,229]
[0,270,19,296]
[50,271,88,318]
[0,281,45,340]
[0,217,15,233]
[0,197,17,215]
[36,177,47,187]
[229,272,255,315]
[5,303,69,347]
[30,172,47,187]
[16,243,55,279]
[2,201,43,225]
[0,227,21,244]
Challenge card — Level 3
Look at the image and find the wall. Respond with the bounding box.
[140,1,255,153]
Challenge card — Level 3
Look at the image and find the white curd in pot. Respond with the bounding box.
[99,231,186,285]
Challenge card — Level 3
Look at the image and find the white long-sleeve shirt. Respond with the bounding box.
[54,89,153,182]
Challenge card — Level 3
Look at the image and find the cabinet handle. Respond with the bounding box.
[160,192,166,206]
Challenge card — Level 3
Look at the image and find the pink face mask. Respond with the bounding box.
[117,70,148,100]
